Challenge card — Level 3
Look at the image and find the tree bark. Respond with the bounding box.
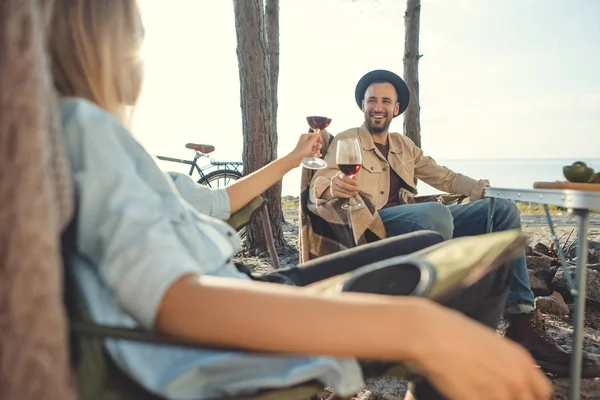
[265,0,279,126]
[403,0,421,150]
[233,0,285,249]
[265,0,283,223]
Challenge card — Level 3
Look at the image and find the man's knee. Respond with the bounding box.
[381,203,454,240]
[493,199,521,228]
[417,203,454,240]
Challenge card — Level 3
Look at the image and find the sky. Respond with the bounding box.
[133,0,600,194]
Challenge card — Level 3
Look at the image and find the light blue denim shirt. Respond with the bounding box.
[60,98,364,400]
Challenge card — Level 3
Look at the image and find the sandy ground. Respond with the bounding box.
[234,205,600,399]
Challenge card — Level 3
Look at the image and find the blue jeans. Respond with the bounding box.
[378,198,535,315]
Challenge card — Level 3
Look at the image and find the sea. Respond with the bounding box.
[281,157,600,197]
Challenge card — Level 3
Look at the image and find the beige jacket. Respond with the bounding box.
[310,123,489,209]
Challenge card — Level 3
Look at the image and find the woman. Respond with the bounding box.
[46,1,551,400]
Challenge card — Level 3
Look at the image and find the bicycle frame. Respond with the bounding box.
[156,152,243,182]
[156,155,201,176]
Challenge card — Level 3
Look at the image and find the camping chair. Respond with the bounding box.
[227,195,280,269]
[65,225,526,400]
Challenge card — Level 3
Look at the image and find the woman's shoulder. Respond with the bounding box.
[59,97,129,143]
[58,97,144,170]
[60,97,121,129]
[60,97,139,146]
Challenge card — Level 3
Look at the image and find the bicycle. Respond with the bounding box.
[156,142,243,188]
[157,142,265,250]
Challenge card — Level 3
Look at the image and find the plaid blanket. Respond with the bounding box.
[299,130,387,263]
[0,1,75,399]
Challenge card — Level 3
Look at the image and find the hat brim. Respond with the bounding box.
[355,70,410,118]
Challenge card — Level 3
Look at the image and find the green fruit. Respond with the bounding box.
[563,161,595,183]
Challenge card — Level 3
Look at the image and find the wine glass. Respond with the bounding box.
[336,138,364,210]
[302,116,331,169]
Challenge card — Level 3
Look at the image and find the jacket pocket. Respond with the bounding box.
[362,159,383,174]
[360,158,386,208]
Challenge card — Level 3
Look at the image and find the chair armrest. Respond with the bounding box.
[226,196,264,231]
[413,193,468,205]
[70,320,291,356]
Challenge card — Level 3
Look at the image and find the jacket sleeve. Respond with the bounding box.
[309,134,342,203]
[167,172,231,221]
[62,102,204,328]
[412,141,489,199]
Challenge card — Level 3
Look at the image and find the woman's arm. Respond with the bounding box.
[157,274,427,360]
[156,275,551,400]
[225,133,320,213]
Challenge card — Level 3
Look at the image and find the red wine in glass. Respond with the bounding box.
[336,138,364,210]
[307,116,332,131]
[302,116,331,170]
[338,163,361,177]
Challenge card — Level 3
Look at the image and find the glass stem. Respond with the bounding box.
[309,128,320,160]
[348,175,357,206]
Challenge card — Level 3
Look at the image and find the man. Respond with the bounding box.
[310,69,600,378]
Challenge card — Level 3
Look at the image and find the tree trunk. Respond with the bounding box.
[233,0,285,250]
[403,0,421,150]
[265,0,279,125]
[265,0,282,223]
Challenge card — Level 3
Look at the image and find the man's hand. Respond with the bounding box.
[329,172,359,199]
[413,304,552,400]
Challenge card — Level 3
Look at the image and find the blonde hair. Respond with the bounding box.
[47,0,144,120]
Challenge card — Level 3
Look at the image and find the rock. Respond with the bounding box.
[527,254,554,270]
[535,292,570,315]
[566,240,600,266]
[552,266,600,303]
[525,245,533,256]
[529,270,552,296]
[527,253,558,288]
[534,242,552,257]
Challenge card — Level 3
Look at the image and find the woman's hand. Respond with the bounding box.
[412,303,552,400]
[225,132,322,213]
[287,132,322,166]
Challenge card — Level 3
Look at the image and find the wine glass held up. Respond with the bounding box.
[302,116,331,170]
[336,138,365,210]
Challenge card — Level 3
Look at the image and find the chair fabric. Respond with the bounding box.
[0,0,75,399]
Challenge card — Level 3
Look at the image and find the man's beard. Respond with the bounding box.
[365,113,392,134]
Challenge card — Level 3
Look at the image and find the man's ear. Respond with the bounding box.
[362,99,367,112]
[394,102,400,117]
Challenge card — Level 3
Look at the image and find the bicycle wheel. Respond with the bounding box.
[198,169,248,239]
[198,169,242,188]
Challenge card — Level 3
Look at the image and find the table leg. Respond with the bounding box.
[569,209,590,400]
[544,205,577,293]
[487,197,495,233]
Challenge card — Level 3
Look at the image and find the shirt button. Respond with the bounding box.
[382,167,387,171]
[380,191,385,195]
[370,167,374,171]
[227,231,233,237]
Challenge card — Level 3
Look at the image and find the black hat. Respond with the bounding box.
[354,69,410,117]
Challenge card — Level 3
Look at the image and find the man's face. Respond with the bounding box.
[362,82,400,134]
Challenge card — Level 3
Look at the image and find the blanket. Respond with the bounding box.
[299,130,387,263]
[0,0,75,398]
